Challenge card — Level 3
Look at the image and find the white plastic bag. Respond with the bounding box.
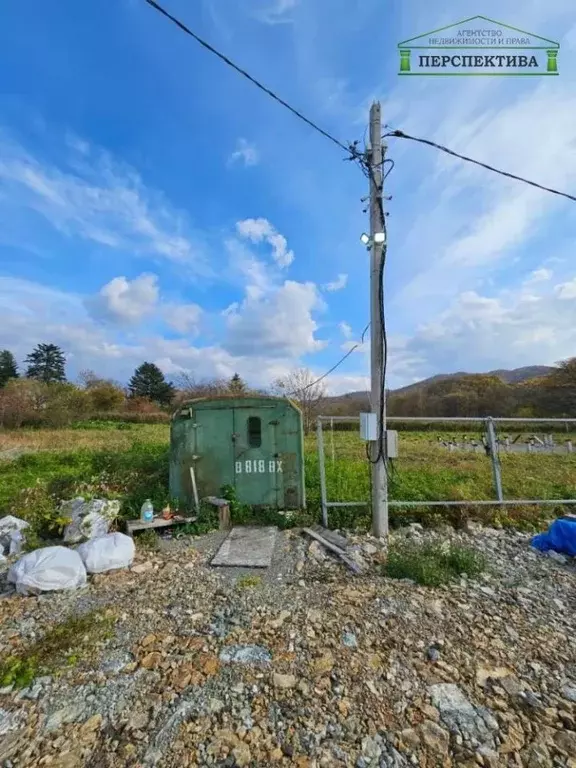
[8,546,87,595]
[77,533,135,574]
[0,515,29,555]
[9,530,24,555]
[61,498,120,544]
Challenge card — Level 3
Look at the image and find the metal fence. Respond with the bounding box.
[316,415,576,527]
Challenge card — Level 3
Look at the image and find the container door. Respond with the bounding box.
[193,408,236,498]
[232,407,281,506]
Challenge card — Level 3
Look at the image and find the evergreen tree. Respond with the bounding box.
[25,343,66,383]
[229,372,246,394]
[0,350,19,388]
[128,362,175,405]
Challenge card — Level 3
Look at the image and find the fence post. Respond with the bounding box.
[316,419,329,527]
[486,417,504,502]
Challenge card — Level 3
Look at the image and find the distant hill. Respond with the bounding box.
[392,365,555,396]
[326,365,555,406]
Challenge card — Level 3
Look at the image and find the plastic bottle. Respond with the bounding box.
[141,499,154,523]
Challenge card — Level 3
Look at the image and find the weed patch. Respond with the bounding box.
[135,530,160,551]
[384,540,487,587]
[0,610,115,689]
[236,575,262,590]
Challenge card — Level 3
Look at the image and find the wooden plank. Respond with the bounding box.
[126,516,195,536]
[311,524,349,551]
[302,527,363,574]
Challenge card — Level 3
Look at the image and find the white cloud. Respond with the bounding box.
[339,321,353,339]
[225,279,326,358]
[555,278,576,300]
[526,268,552,284]
[228,138,260,167]
[398,275,576,380]
[236,218,294,268]
[87,274,159,324]
[0,136,204,270]
[164,303,202,335]
[256,0,299,24]
[323,273,348,292]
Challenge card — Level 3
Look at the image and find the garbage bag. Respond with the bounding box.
[531,517,576,557]
[8,546,87,595]
[61,498,120,544]
[0,515,29,555]
[77,533,135,574]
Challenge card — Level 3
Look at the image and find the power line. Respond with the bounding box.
[284,323,370,397]
[387,129,576,203]
[143,0,353,156]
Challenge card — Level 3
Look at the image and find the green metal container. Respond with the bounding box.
[169,395,305,511]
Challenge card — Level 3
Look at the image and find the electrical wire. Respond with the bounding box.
[144,0,354,157]
[284,322,370,398]
[386,130,576,203]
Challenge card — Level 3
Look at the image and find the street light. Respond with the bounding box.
[360,233,370,245]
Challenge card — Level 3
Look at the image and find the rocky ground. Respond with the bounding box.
[1,524,576,768]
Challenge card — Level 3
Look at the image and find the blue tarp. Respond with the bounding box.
[531,517,576,557]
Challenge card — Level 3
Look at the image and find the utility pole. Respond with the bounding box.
[368,101,388,539]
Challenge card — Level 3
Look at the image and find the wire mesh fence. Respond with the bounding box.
[315,415,576,530]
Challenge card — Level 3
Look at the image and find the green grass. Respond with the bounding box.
[0,610,115,689]
[384,540,487,586]
[1,424,575,540]
[236,575,262,590]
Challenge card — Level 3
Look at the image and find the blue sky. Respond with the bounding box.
[1,0,576,392]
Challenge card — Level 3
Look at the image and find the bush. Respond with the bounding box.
[0,380,90,429]
[384,540,486,586]
[88,382,125,412]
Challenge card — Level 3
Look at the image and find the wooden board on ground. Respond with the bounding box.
[211,526,278,568]
[310,524,349,551]
[126,515,194,536]
[302,526,363,574]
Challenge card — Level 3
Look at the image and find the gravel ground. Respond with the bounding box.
[1,524,576,768]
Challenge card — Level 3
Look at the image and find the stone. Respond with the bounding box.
[311,652,335,676]
[475,666,513,688]
[219,644,272,665]
[554,728,576,754]
[427,647,440,663]
[45,703,87,732]
[128,711,150,731]
[80,714,103,734]
[342,631,358,649]
[418,719,450,755]
[429,683,497,747]
[561,684,576,703]
[141,633,157,647]
[399,727,420,751]
[269,610,291,629]
[520,744,552,768]
[500,725,525,753]
[232,742,252,767]
[360,734,382,761]
[141,652,162,669]
[273,673,297,690]
[547,550,567,564]
[132,562,154,574]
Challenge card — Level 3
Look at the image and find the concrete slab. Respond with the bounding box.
[211,526,278,568]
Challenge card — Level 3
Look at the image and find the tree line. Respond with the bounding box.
[0,343,256,428]
[2,342,576,430]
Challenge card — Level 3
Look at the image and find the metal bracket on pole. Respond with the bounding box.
[485,417,504,502]
[316,420,329,527]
